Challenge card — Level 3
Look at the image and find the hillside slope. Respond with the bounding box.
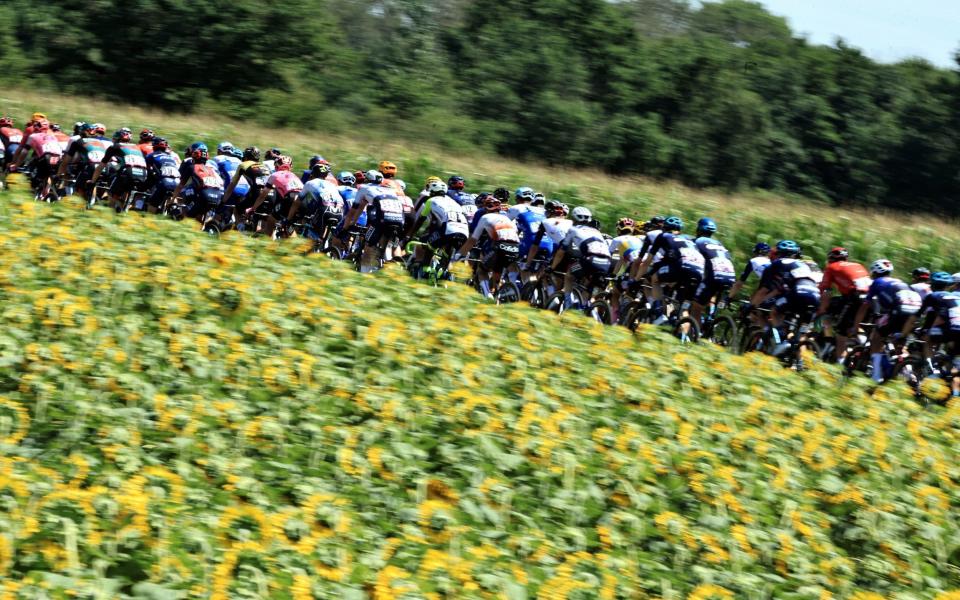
[1,192,959,598]
[3,87,960,275]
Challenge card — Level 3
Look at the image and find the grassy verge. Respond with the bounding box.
[1,191,959,597]
[2,88,959,276]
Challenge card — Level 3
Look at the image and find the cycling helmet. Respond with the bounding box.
[869,258,894,277]
[93,123,106,135]
[663,216,683,232]
[364,169,384,184]
[354,170,366,185]
[931,271,953,289]
[696,217,717,237]
[312,162,332,178]
[483,196,502,211]
[912,267,931,281]
[775,240,801,258]
[447,175,465,190]
[0,116,13,127]
[427,180,448,195]
[534,192,546,203]
[80,122,96,136]
[72,122,84,134]
[827,247,848,263]
[191,142,209,162]
[310,155,328,168]
[617,217,635,234]
[140,128,154,142]
[545,200,562,216]
[113,127,132,142]
[265,147,282,160]
[275,155,293,171]
[243,146,261,162]
[216,141,234,155]
[230,148,243,159]
[337,171,356,186]
[379,161,397,177]
[50,123,62,132]
[152,137,169,151]
[753,242,771,256]
[475,192,492,204]
[571,206,592,224]
[31,112,47,121]
[649,216,666,229]
[493,187,510,202]
[515,187,535,202]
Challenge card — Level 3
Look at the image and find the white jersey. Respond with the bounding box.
[643,229,664,262]
[506,203,532,221]
[472,211,520,243]
[420,194,464,225]
[911,282,932,301]
[747,256,771,280]
[300,178,342,206]
[562,225,609,257]
[541,217,573,245]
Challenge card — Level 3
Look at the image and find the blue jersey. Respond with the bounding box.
[447,189,474,206]
[517,208,552,256]
[921,291,960,333]
[213,155,248,197]
[695,237,736,284]
[759,258,820,297]
[649,232,705,275]
[340,186,366,227]
[145,151,180,191]
[867,277,922,314]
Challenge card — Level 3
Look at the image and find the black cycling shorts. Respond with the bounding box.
[694,278,734,306]
[483,242,519,272]
[828,293,863,334]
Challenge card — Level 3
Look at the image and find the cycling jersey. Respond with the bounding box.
[265,170,303,198]
[447,189,475,207]
[473,212,520,243]
[820,261,871,296]
[339,186,367,228]
[102,143,148,183]
[695,237,736,284]
[561,225,606,257]
[419,195,469,247]
[300,178,343,218]
[739,256,771,283]
[921,291,960,334]
[0,126,23,155]
[27,131,63,159]
[179,159,224,192]
[235,160,271,199]
[759,258,820,296]
[516,208,551,257]
[648,233,705,273]
[541,217,573,247]
[53,131,70,152]
[911,282,932,301]
[866,277,922,315]
[506,203,532,221]
[638,229,663,262]
[145,151,181,207]
[138,142,154,156]
[609,235,643,263]
[212,155,248,198]
[66,136,111,165]
[357,184,405,227]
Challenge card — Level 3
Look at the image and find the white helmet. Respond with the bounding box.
[870,258,894,277]
[952,273,960,285]
[396,178,407,192]
[426,180,448,195]
[364,169,384,184]
[571,206,592,224]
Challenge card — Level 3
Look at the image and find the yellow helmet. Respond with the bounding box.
[379,161,397,177]
[425,175,442,187]
[31,112,47,122]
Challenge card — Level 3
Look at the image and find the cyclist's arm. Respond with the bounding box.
[342,198,367,230]
[223,169,243,205]
[525,227,546,265]
[249,185,272,214]
[850,302,870,336]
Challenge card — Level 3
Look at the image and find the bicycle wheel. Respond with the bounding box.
[586,300,613,325]
[520,281,539,304]
[495,282,521,304]
[673,317,701,343]
[544,292,566,314]
[741,328,767,354]
[707,316,737,348]
[790,339,820,372]
[622,301,649,331]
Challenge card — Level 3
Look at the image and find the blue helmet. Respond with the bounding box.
[776,240,801,257]
[515,187,535,202]
[190,142,208,153]
[754,242,771,255]
[216,141,234,155]
[664,216,683,232]
[337,170,356,186]
[931,271,953,289]
[696,217,717,236]
[309,155,327,168]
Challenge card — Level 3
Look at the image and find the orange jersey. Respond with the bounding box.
[820,261,871,295]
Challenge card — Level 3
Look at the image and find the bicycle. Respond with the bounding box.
[405,238,460,286]
[742,311,820,371]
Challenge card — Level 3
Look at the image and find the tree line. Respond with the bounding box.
[1,0,958,214]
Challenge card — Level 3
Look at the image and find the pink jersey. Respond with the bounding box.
[267,169,304,198]
[27,132,63,158]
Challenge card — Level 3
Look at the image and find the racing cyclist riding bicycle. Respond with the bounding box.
[456,195,521,299]
[341,169,406,273]
[748,240,821,356]
[815,247,871,363]
[406,179,469,277]
[636,216,704,324]
[550,207,612,310]
[691,218,736,324]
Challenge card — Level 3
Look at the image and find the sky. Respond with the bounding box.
[758,0,960,67]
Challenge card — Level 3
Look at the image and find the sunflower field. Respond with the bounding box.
[1,191,959,599]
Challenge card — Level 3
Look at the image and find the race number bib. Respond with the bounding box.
[88,150,105,163]
[679,247,705,268]
[791,262,814,280]
[42,140,62,155]
[896,290,922,314]
[379,198,403,215]
[948,306,960,327]
[161,165,180,178]
[124,154,147,168]
[202,175,221,189]
[493,223,519,243]
[8,134,22,144]
[445,220,468,236]
[585,240,609,256]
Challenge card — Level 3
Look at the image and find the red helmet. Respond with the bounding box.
[483,196,502,211]
[152,137,170,151]
[140,128,154,142]
[827,247,848,263]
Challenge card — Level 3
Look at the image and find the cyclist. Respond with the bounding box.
[608,218,643,321]
[341,169,405,273]
[636,216,704,323]
[263,148,283,173]
[142,137,182,213]
[212,142,247,205]
[137,129,155,155]
[12,119,62,195]
[850,259,923,383]
[549,207,612,309]
[246,155,302,236]
[50,124,71,152]
[57,123,108,195]
[911,267,932,300]
[636,216,665,262]
[729,242,772,299]
[446,175,470,203]
[406,180,468,274]
[224,147,271,223]
[917,271,960,397]
[89,128,151,212]
[815,247,871,363]
[515,195,550,280]
[168,142,225,221]
[456,195,520,298]
[506,186,536,220]
[0,116,24,170]
[297,169,344,242]
[691,218,736,323]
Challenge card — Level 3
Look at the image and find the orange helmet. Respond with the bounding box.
[275,155,293,171]
[379,161,397,178]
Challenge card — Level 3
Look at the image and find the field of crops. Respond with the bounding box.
[3,88,960,276]
[0,190,959,598]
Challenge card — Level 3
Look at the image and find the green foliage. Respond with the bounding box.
[4,0,960,215]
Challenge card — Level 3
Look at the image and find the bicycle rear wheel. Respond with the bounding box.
[495,282,521,304]
[707,316,737,348]
[587,300,613,325]
[673,317,701,343]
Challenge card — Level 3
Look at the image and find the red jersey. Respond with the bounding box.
[820,261,871,295]
[138,142,154,156]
